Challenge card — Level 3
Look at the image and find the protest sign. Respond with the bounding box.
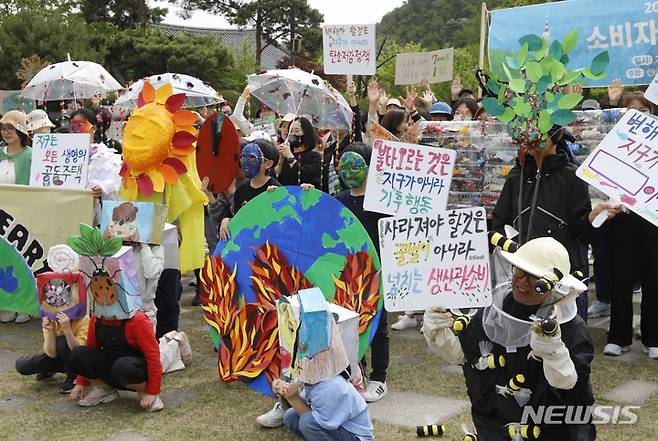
[29,133,90,188]
[0,184,93,315]
[322,24,376,75]
[395,48,454,85]
[489,0,658,87]
[645,72,658,105]
[576,109,658,227]
[364,139,456,216]
[252,115,277,138]
[100,201,168,244]
[378,207,492,311]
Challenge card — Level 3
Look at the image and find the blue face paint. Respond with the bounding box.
[240,143,263,179]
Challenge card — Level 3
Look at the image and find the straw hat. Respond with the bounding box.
[0,110,28,135]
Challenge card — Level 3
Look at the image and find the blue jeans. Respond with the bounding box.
[283,408,367,441]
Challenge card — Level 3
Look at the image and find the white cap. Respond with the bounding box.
[27,109,55,132]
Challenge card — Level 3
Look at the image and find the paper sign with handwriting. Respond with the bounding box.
[576,109,658,227]
[395,48,454,85]
[378,207,492,311]
[364,139,456,216]
[29,133,90,188]
[322,24,376,75]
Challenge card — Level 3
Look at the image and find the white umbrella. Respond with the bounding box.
[22,58,122,101]
[248,68,353,130]
[112,73,222,115]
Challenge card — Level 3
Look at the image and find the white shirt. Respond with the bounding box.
[0,147,16,184]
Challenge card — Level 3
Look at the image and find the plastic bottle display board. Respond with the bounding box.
[418,109,629,217]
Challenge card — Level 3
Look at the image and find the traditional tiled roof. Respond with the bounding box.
[154,23,289,69]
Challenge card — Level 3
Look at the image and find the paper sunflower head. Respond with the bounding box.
[120,82,199,199]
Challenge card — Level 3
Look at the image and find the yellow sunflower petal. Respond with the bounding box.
[155,83,174,104]
[171,145,196,156]
[149,170,165,193]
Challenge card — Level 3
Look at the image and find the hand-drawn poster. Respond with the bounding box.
[100,201,168,244]
[30,133,90,188]
[322,24,376,75]
[364,139,456,216]
[378,207,492,311]
[576,109,658,227]
[395,48,454,85]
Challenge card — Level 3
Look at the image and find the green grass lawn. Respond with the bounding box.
[0,286,655,441]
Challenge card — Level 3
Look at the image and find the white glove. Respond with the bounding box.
[530,328,577,390]
[422,308,465,365]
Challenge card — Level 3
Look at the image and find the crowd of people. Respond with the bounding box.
[1,67,656,440]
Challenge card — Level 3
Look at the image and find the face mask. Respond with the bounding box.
[70,119,93,133]
[338,151,368,189]
[240,143,263,179]
[288,134,302,149]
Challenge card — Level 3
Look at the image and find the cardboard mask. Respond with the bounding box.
[196,112,240,193]
[240,143,263,179]
[37,272,87,320]
[337,151,367,189]
[79,246,141,319]
[100,201,167,244]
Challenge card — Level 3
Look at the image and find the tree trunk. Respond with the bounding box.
[138,0,148,28]
[255,10,262,67]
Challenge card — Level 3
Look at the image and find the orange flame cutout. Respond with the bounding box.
[200,255,241,336]
[332,251,381,334]
[218,304,279,382]
[249,242,314,307]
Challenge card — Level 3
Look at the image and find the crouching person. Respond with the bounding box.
[422,238,595,441]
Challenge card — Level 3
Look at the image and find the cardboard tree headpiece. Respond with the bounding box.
[37,244,87,320]
[482,32,609,167]
[67,224,140,320]
[119,81,208,274]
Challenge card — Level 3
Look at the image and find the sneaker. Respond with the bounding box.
[36,372,54,381]
[362,380,388,403]
[78,386,119,407]
[191,295,202,306]
[603,343,630,356]
[587,301,610,318]
[145,395,165,412]
[633,284,642,295]
[161,330,178,342]
[391,315,418,331]
[0,311,17,323]
[15,314,32,324]
[642,346,658,359]
[59,380,75,394]
[256,402,284,428]
[174,331,193,366]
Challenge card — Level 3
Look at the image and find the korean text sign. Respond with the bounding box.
[489,0,658,86]
[395,48,454,85]
[364,139,456,216]
[378,207,492,311]
[576,109,658,227]
[29,133,90,188]
[322,24,376,75]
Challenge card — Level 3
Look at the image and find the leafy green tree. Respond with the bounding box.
[171,0,323,65]
[79,0,166,28]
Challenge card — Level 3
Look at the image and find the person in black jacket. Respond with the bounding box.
[491,128,619,318]
[423,237,596,441]
[275,116,322,189]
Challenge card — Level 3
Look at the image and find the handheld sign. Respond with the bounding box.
[364,139,456,216]
[322,24,376,76]
[395,48,454,85]
[30,133,90,188]
[378,207,492,311]
[576,109,658,228]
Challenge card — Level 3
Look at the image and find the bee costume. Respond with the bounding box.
[422,238,595,441]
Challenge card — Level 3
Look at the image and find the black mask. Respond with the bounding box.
[288,134,302,149]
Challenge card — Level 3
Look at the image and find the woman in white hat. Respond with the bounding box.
[423,237,596,441]
[0,110,33,323]
[26,109,55,135]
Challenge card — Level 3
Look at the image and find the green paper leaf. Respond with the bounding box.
[558,93,583,110]
[526,61,543,83]
[482,97,505,117]
[536,75,553,94]
[545,91,554,103]
[100,237,122,257]
[562,31,579,54]
[558,71,580,86]
[548,40,563,60]
[535,39,548,61]
[79,223,94,238]
[513,100,532,117]
[509,78,528,93]
[540,56,554,75]
[550,60,566,82]
[590,51,610,75]
[560,54,570,65]
[517,42,529,68]
[518,34,544,51]
[550,109,577,126]
[487,79,500,95]
[506,56,521,71]
[582,68,608,81]
[502,63,513,81]
[499,107,516,123]
[498,84,507,104]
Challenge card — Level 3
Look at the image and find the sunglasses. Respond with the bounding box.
[1,125,16,133]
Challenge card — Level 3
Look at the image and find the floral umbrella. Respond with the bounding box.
[248,68,353,130]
